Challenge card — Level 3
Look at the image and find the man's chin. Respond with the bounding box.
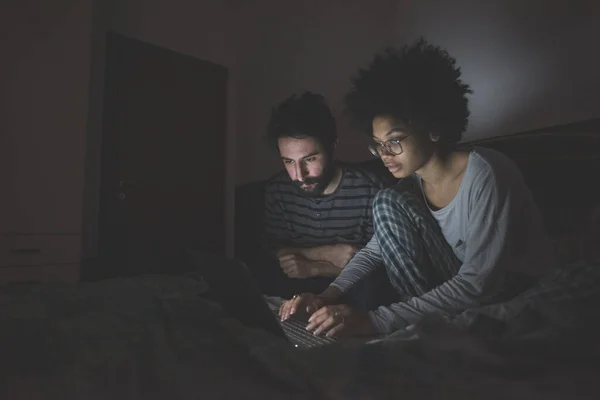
[300,183,318,191]
[299,184,324,197]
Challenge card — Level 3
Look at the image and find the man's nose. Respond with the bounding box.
[295,164,307,181]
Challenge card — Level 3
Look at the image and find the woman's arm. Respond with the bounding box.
[326,234,383,296]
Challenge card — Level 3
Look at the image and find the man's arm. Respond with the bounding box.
[275,242,362,278]
[277,243,360,270]
[277,254,340,278]
[276,243,359,278]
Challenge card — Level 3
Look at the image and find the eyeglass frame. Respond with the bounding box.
[368,131,411,157]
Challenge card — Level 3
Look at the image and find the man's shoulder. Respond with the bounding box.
[265,171,293,191]
[265,170,289,183]
[264,171,304,207]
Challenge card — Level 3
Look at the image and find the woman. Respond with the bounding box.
[279,39,557,337]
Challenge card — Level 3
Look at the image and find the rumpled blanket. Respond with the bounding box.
[1,263,599,399]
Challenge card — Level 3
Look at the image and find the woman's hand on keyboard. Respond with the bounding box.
[306,304,377,338]
[279,293,324,321]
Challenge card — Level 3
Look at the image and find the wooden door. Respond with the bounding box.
[97,32,227,279]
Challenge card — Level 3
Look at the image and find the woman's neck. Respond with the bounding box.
[416,150,468,187]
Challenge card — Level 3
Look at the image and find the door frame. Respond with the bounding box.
[83,31,229,280]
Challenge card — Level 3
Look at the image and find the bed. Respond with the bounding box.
[1,266,599,399]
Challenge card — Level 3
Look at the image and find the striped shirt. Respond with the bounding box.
[263,163,386,250]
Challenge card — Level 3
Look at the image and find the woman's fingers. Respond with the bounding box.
[312,315,339,336]
[306,306,343,335]
[280,294,304,321]
[324,319,345,337]
[279,299,294,321]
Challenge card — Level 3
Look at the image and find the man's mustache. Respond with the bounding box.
[294,177,319,186]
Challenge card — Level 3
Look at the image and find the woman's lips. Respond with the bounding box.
[385,164,401,173]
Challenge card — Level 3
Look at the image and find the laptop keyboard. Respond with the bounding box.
[264,296,336,348]
[273,311,336,348]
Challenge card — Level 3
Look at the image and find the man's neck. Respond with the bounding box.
[322,163,343,195]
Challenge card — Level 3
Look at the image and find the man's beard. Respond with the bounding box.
[293,162,336,197]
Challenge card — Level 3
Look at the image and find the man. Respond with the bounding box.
[260,92,396,307]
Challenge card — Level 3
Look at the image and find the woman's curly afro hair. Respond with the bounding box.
[344,38,472,146]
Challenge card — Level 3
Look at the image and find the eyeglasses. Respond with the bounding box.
[368,136,410,157]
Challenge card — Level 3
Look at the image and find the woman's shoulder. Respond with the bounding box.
[465,147,528,197]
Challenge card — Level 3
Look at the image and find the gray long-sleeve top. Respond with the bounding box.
[330,148,556,334]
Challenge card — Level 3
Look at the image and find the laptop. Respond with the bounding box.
[185,248,337,349]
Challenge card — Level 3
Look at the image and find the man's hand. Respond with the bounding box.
[305,304,377,338]
[278,253,316,278]
[276,247,296,258]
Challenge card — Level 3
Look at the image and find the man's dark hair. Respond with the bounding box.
[265,92,337,153]
[344,38,472,147]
